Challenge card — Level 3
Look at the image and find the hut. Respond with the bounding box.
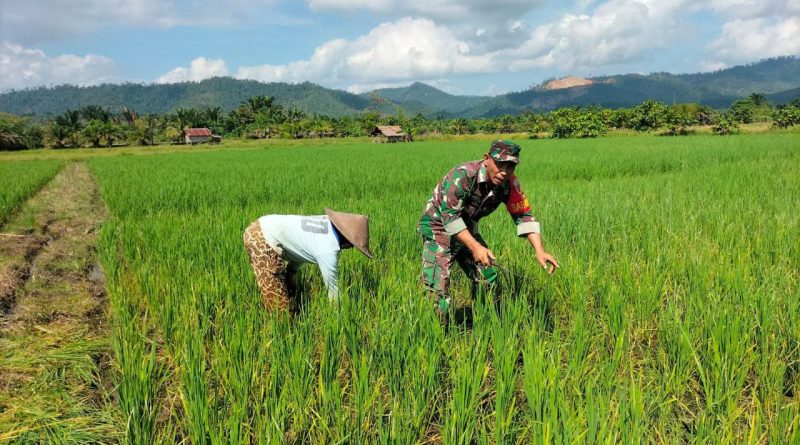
[371,125,412,143]
[182,128,213,145]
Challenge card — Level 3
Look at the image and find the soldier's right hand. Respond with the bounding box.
[472,245,496,267]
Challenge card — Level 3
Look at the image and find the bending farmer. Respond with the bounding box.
[243,208,373,311]
[417,140,559,314]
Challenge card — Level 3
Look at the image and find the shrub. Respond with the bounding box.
[548,107,607,138]
[630,100,669,132]
[712,114,740,135]
[772,105,800,129]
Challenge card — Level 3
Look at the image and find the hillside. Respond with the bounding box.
[0,78,372,117]
[1,57,798,117]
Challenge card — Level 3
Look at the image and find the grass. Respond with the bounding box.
[81,132,800,442]
[0,160,63,226]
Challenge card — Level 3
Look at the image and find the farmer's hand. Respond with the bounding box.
[472,245,496,267]
[536,251,560,275]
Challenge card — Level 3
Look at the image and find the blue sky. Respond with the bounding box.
[1,0,798,95]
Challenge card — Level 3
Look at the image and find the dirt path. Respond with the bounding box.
[0,162,118,442]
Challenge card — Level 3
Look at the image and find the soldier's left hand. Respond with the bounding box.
[536,252,560,275]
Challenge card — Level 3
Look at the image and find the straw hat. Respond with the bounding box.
[325,208,373,259]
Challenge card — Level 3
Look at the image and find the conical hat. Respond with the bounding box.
[325,208,373,259]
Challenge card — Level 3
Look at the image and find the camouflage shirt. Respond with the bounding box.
[418,160,541,239]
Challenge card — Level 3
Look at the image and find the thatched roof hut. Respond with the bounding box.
[371,125,412,143]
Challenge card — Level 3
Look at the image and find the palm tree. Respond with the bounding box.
[47,123,70,148]
[54,109,83,147]
[202,106,222,125]
[81,105,111,123]
[121,107,138,126]
[748,92,766,107]
[140,114,160,145]
[246,96,275,114]
[450,118,470,135]
[0,129,22,149]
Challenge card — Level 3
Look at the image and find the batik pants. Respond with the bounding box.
[243,221,293,311]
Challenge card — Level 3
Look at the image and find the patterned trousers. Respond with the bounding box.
[243,221,292,311]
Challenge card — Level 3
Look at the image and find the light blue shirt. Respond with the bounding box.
[258,214,341,299]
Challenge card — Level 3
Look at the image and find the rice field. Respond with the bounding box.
[89,134,799,443]
[0,160,63,225]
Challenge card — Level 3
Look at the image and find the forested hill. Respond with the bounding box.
[0,78,372,117]
[1,56,798,117]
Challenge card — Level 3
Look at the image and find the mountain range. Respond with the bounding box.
[1,56,798,118]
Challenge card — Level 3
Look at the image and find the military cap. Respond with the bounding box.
[489,140,521,164]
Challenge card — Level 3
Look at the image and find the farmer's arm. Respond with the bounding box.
[506,176,559,274]
[317,252,339,300]
[440,169,494,266]
[525,232,559,275]
[454,229,494,266]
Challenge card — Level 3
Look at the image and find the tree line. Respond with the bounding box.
[1,93,799,150]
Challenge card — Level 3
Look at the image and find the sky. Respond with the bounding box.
[1,0,799,95]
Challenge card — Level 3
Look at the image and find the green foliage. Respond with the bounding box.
[712,114,740,135]
[660,106,697,136]
[731,99,755,123]
[772,104,800,128]
[630,99,669,131]
[548,107,607,138]
[88,135,800,442]
[0,160,62,224]
[0,112,44,150]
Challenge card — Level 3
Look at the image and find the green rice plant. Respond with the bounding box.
[100,223,163,445]
[488,296,523,444]
[85,133,799,442]
[0,159,62,224]
[443,299,491,445]
[522,326,563,444]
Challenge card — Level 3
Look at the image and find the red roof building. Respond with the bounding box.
[184,128,212,137]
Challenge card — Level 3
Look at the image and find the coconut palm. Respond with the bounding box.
[81,105,112,123]
[53,109,83,147]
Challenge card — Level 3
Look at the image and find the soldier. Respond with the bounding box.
[243,208,372,311]
[417,140,559,315]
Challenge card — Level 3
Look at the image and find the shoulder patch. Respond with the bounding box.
[506,175,531,215]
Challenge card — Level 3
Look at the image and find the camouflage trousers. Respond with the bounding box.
[243,221,296,311]
[420,230,499,313]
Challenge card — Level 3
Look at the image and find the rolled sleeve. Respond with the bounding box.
[444,217,467,236]
[516,220,541,236]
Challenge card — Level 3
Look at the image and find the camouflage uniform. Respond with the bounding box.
[417,140,541,312]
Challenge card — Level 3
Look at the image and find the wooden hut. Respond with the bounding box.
[371,125,412,143]
[182,128,213,145]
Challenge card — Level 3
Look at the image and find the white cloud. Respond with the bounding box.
[306,0,545,55]
[499,0,690,71]
[1,0,286,45]
[708,0,799,19]
[235,18,491,90]
[2,0,183,45]
[307,0,540,24]
[0,41,117,91]
[155,57,230,83]
[703,1,800,67]
[706,17,800,66]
